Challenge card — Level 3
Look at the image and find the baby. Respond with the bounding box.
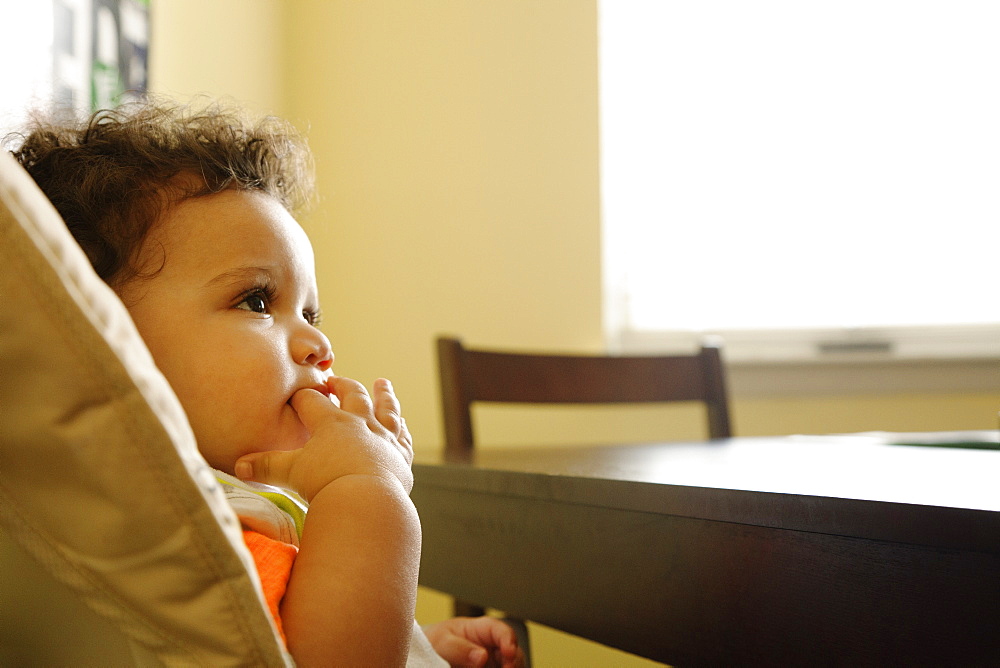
[9,99,523,668]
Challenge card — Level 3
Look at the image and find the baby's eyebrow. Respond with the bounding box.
[203,265,276,289]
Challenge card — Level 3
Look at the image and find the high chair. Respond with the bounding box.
[0,150,290,665]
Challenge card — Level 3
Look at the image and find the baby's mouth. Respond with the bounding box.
[289,383,339,407]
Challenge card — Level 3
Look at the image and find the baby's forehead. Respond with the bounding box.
[156,188,306,245]
[138,188,317,286]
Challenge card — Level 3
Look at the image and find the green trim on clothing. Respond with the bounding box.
[216,476,307,539]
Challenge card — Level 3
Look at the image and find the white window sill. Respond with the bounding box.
[611,325,1000,398]
[727,357,999,399]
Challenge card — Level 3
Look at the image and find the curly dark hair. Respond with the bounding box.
[7,98,314,286]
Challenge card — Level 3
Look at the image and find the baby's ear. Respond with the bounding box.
[112,270,156,310]
[113,280,140,309]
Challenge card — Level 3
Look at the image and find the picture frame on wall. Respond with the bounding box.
[1,0,149,135]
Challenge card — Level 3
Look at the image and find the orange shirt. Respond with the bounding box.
[242,529,298,642]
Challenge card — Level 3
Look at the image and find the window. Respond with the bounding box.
[0,3,54,136]
[600,1,1000,363]
[0,1,149,138]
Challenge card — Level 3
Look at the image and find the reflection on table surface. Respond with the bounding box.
[420,430,1000,511]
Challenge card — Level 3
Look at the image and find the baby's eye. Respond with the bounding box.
[303,309,322,327]
[236,290,270,315]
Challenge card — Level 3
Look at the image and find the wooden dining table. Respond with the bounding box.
[411,431,1000,666]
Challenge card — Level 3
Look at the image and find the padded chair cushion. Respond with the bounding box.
[0,151,290,666]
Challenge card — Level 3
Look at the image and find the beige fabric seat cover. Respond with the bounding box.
[0,150,291,666]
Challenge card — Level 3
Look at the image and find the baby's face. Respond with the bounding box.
[121,189,334,475]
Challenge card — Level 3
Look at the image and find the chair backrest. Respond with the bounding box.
[437,336,732,459]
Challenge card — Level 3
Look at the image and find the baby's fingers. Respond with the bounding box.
[373,378,403,437]
[328,376,375,416]
[234,449,299,493]
[289,387,339,432]
[425,631,490,668]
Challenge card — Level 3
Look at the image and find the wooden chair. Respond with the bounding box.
[434,335,733,626]
[437,335,732,462]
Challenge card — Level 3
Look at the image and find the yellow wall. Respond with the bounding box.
[149,0,288,117]
[149,2,998,665]
[282,1,606,453]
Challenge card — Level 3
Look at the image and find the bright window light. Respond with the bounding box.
[0,3,54,135]
[600,1,1000,361]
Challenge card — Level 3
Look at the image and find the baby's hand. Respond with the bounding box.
[234,376,414,502]
[423,617,526,668]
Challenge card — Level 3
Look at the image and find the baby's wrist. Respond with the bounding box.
[308,470,412,506]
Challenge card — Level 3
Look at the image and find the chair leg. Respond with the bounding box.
[501,617,532,668]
